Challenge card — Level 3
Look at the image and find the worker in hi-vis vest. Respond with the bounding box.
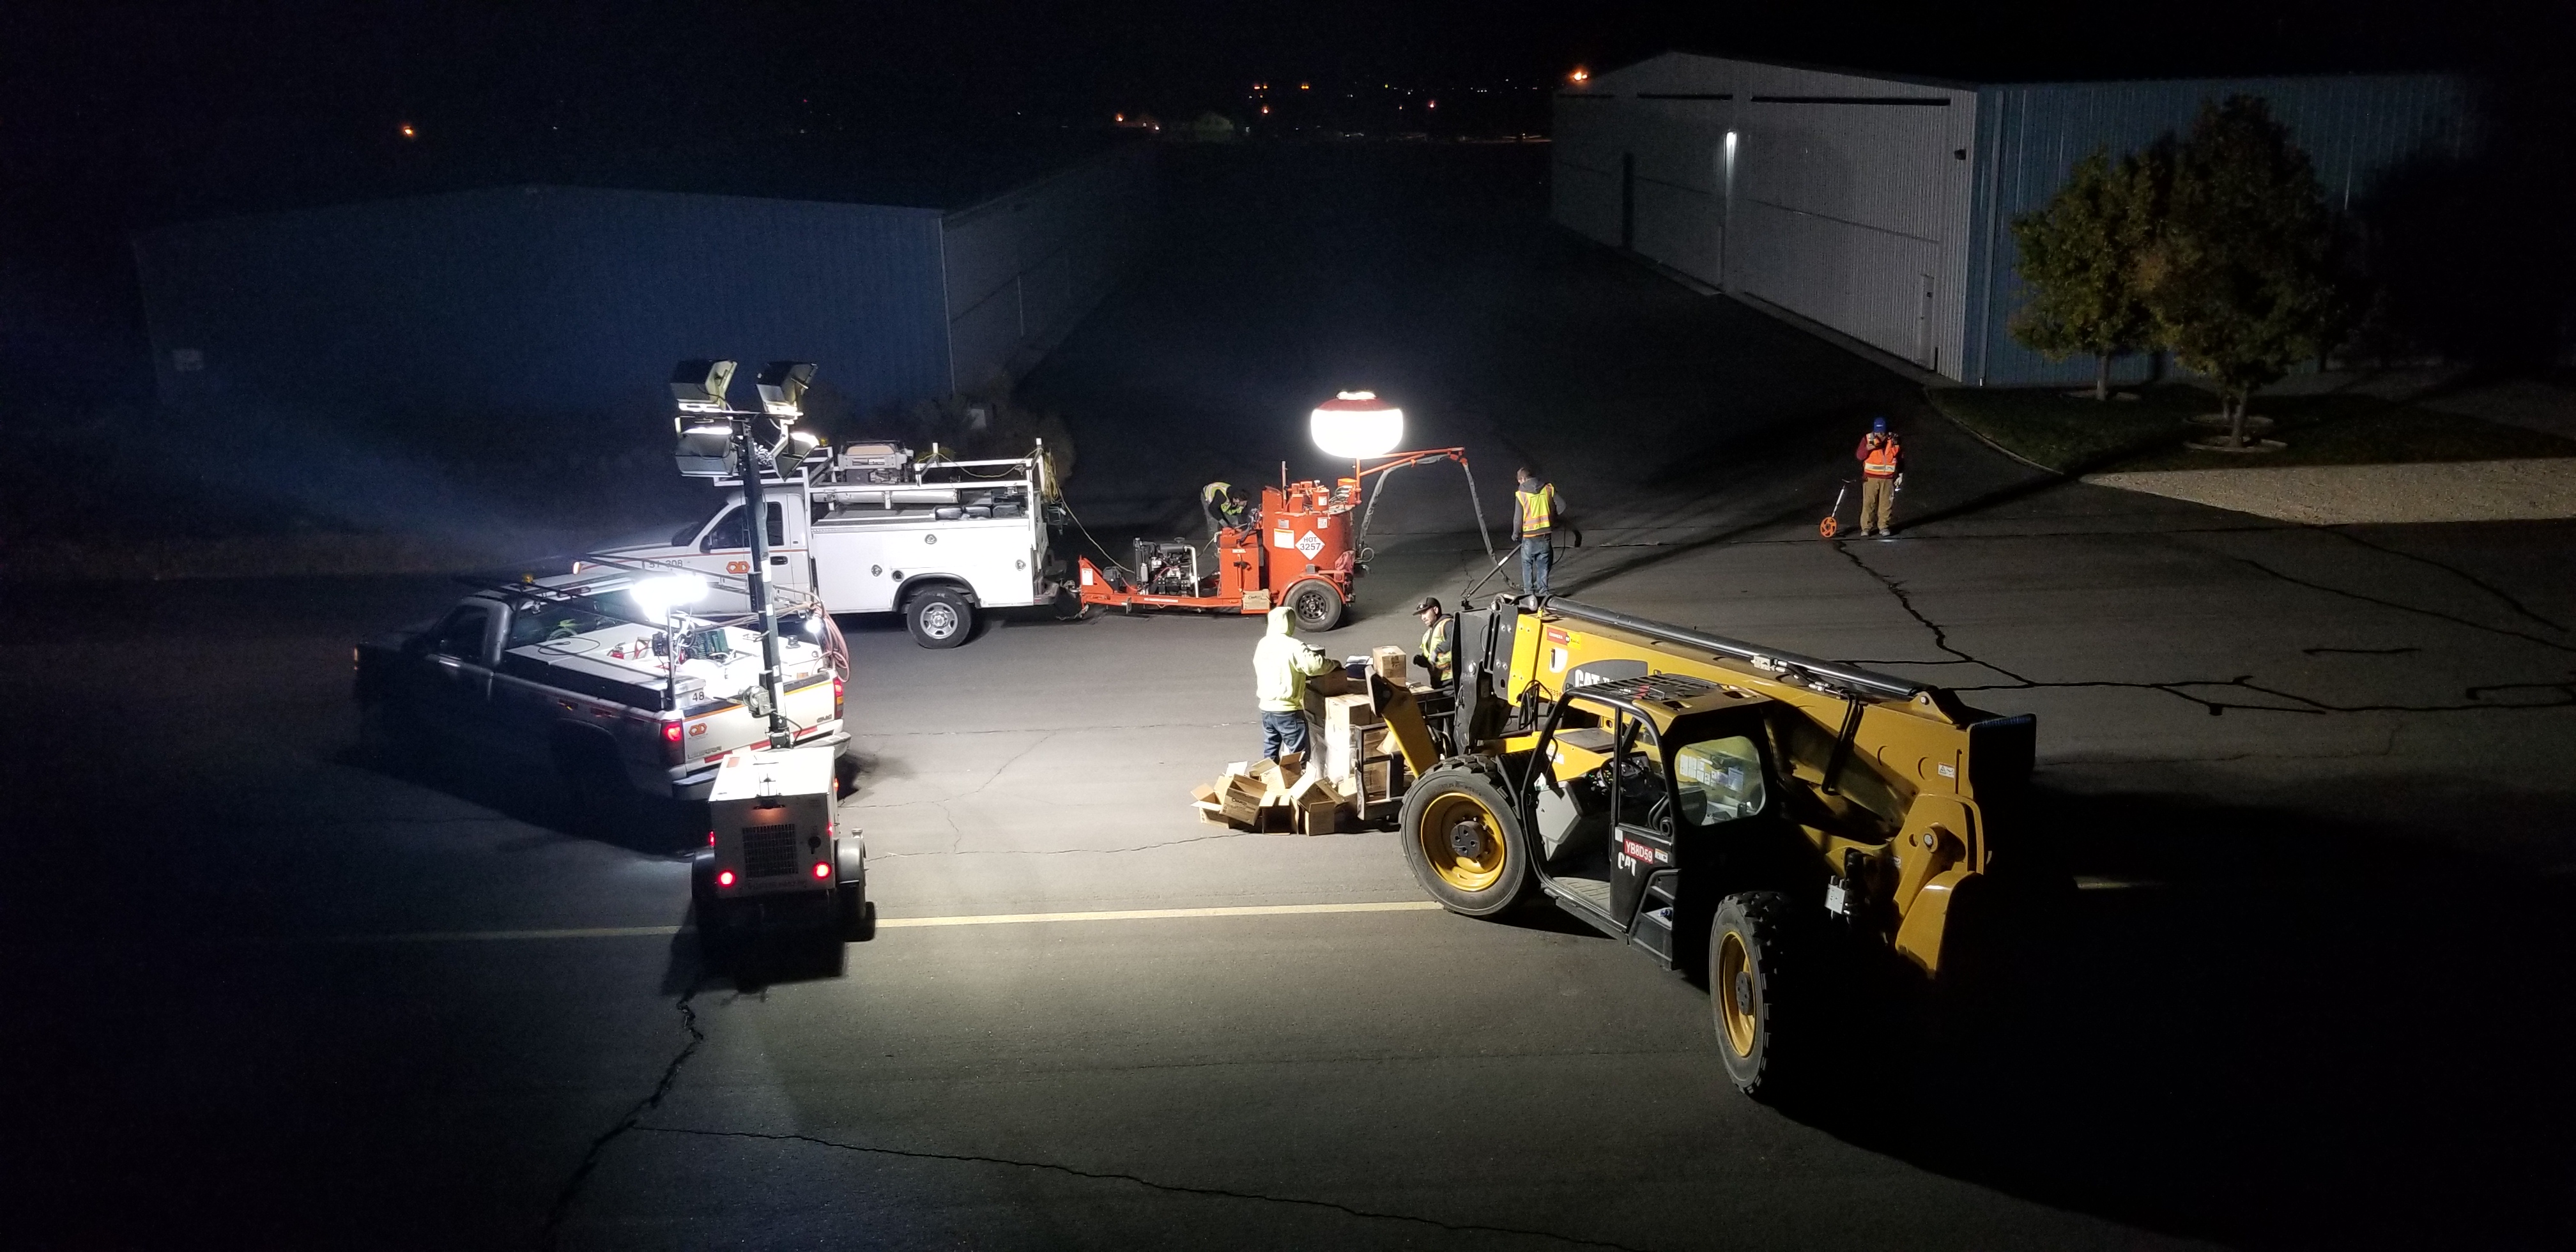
[1412,596,1456,691]
[1252,606,1336,761]
[1512,466,1565,597]
[1855,416,1905,537]
[1200,480,1248,541]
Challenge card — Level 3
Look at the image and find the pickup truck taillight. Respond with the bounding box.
[832,676,845,719]
[662,720,685,764]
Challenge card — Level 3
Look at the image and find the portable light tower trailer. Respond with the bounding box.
[693,744,870,942]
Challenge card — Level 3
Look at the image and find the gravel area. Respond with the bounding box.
[2084,458,2576,524]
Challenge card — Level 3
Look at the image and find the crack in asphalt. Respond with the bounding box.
[626,1124,1657,1251]
[1832,541,2576,717]
[538,982,707,1251]
[2218,552,2576,655]
[2324,526,2568,634]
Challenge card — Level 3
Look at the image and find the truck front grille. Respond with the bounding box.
[740,823,802,878]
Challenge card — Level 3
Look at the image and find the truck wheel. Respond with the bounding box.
[1711,891,1809,1099]
[1400,765,1533,916]
[838,886,875,942]
[905,588,974,648]
[1284,579,1344,632]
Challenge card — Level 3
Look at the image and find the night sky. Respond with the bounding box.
[3,1,2560,390]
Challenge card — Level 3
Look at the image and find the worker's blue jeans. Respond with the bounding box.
[1520,537,1553,597]
[1259,710,1309,761]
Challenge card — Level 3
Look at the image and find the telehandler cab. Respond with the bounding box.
[1381,596,2039,1097]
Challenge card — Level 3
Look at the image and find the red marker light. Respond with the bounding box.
[812,862,831,880]
[663,722,684,743]
[706,830,716,846]
[716,869,735,888]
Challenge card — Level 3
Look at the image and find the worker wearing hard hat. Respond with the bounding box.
[1412,597,1456,691]
[1201,480,1248,540]
[1855,417,1906,537]
[1254,605,1336,761]
[1512,466,1565,597]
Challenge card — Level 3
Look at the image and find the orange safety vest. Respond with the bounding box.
[1862,438,1901,478]
[1516,481,1559,537]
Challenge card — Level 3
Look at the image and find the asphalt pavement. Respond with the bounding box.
[6,144,2573,1250]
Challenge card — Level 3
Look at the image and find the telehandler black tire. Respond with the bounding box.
[1710,891,1811,1100]
[1400,765,1534,916]
[1283,579,1344,632]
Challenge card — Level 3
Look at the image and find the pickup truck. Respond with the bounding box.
[583,441,1062,648]
[354,568,851,830]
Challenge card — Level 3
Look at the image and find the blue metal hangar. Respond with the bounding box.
[134,144,1153,418]
[1551,52,2465,386]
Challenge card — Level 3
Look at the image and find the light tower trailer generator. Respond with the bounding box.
[590,437,1064,649]
[694,744,872,943]
[1376,595,2044,1099]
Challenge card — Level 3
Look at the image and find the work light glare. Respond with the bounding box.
[1310,390,1404,459]
[631,574,709,620]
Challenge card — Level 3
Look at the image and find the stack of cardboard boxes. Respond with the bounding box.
[1188,645,1417,834]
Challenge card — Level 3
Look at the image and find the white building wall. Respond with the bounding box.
[1554,53,1981,379]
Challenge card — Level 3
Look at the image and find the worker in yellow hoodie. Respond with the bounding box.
[1253,605,1336,761]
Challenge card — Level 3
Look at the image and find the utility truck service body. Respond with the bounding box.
[589,441,1060,648]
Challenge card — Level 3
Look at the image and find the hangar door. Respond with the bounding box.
[1729,95,1958,370]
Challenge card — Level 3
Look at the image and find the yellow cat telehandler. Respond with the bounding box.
[1376,596,2040,1098]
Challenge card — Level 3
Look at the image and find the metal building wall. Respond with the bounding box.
[134,187,954,424]
[939,144,1155,392]
[1964,73,2469,386]
[1553,53,1981,378]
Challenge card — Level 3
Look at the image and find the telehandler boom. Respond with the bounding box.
[1376,595,2037,1097]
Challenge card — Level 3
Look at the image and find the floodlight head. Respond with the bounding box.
[1310,390,1404,459]
[629,573,709,621]
[755,361,817,417]
[671,360,737,413]
[673,423,736,478]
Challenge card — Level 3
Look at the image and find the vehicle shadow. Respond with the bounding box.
[1798,786,2576,1251]
[338,731,705,859]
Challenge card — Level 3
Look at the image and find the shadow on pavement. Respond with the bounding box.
[339,734,705,859]
[1809,786,2575,1251]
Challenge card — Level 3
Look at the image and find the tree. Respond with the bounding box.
[2009,146,2163,401]
[2138,95,2345,448]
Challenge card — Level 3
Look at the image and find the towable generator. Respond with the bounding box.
[1376,596,2039,1098]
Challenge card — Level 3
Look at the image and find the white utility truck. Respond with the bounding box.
[587,439,1062,648]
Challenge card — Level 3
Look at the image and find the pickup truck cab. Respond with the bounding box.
[586,441,1061,648]
[355,570,850,823]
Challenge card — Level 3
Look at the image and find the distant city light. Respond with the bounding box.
[1298,82,1310,91]
[1260,105,1270,114]
[1570,68,1590,83]
[1114,112,1124,122]
[1427,100,1437,109]
[398,123,417,138]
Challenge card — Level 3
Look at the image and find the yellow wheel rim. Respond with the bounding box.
[1716,930,1758,1057]
[1417,792,1508,892]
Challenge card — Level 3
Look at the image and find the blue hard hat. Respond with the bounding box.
[1871,416,1889,432]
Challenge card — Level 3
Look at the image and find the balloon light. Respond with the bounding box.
[1309,391,1404,459]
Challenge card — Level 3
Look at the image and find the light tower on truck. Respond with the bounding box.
[670,358,820,750]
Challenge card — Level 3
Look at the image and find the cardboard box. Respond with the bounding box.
[1360,758,1393,802]
[1370,645,1408,685]
[1218,774,1267,826]
[1297,801,1340,836]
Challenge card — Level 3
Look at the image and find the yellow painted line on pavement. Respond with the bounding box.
[326,901,1445,943]
[875,901,1445,928]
